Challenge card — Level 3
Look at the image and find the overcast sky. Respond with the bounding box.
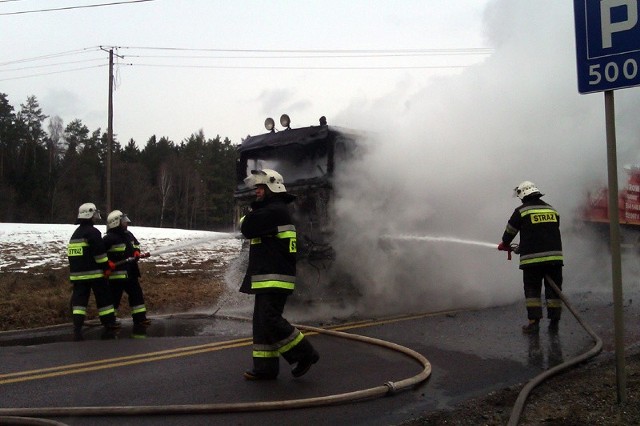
[1,0,491,145]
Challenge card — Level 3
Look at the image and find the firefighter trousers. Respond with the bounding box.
[522,264,563,321]
[251,293,316,377]
[71,278,117,329]
[110,278,148,324]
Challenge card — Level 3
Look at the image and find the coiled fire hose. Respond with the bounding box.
[505,271,603,425]
[0,325,430,424]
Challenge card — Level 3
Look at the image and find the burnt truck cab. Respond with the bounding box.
[234,115,360,302]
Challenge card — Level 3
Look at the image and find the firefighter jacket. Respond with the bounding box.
[103,227,142,280]
[501,195,563,269]
[67,221,111,281]
[240,193,297,295]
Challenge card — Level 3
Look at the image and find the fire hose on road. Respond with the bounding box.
[498,244,604,426]
[0,325,431,423]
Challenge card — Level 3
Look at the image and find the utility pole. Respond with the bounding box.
[106,48,114,214]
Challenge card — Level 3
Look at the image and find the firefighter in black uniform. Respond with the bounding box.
[498,181,564,334]
[240,169,319,380]
[67,202,120,341]
[103,210,150,331]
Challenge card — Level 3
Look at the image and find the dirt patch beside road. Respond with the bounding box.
[0,260,226,331]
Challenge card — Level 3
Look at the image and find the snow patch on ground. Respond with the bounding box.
[0,223,242,273]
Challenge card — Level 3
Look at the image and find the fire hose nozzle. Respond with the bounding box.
[130,252,151,262]
[498,243,519,260]
[115,252,151,266]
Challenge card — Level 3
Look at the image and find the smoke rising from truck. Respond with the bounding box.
[329,1,640,314]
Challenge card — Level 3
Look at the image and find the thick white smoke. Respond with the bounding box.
[330,1,640,315]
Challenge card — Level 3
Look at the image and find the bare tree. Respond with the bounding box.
[158,163,172,228]
[47,116,64,174]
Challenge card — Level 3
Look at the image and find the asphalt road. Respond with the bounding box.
[0,289,637,426]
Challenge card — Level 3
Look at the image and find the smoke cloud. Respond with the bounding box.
[329,1,640,315]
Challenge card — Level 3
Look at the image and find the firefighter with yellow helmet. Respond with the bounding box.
[240,169,319,380]
[67,202,120,341]
[498,181,564,334]
[103,210,151,330]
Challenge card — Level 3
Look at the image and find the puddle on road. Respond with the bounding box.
[0,314,253,347]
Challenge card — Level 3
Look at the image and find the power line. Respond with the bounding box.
[0,45,491,81]
[2,46,491,64]
[0,57,105,72]
[131,63,468,70]
[0,0,156,15]
[0,64,105,81]
[1,46,492,67]
[121,52,492,61]
[0,47,98,66]
[120,46,493,55]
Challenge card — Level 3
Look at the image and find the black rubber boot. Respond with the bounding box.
[244,356,279,381]
[522,319,540,334]
[72,315,85,341]
[292,350,320,378]
[133,314,151,327]
[243,370,278,380]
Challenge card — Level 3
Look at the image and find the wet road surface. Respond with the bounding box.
[0,289,638,426]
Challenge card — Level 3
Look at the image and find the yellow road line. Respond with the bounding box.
[0,337,251,382]
[0,340,251,385]
[0,309,461,385]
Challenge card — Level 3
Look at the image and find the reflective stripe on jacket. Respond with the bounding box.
[240,194,297,294]
[67,223,110,281]
[103,228,142,280]
[501,197,563,269]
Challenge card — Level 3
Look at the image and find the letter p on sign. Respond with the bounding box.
[601,0,638,48]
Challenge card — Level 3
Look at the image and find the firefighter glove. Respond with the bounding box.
[497,241,510,251]
[104,260,116,277]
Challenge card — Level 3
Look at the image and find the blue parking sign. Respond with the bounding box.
[574,0,640,93]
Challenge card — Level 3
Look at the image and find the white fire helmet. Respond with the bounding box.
[243,169,287,193]
[77,203,101,221]
[514,181,542,200]
[107,210,131,229]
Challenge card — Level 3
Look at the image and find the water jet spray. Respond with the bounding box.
[381,234,497,249]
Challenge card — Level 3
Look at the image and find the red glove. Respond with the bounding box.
[104,260,116,277]
[133,250,141,258]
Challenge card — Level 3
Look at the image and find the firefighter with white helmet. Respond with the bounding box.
[239,169,319,380]
[67,202,119,341]
[513,181,540,200]
[103,210,151,330]
[243,168,287,193]
[498,181,564,334]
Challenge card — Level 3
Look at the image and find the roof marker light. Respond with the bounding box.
[264,117,275,131]
[280,114,291,129]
